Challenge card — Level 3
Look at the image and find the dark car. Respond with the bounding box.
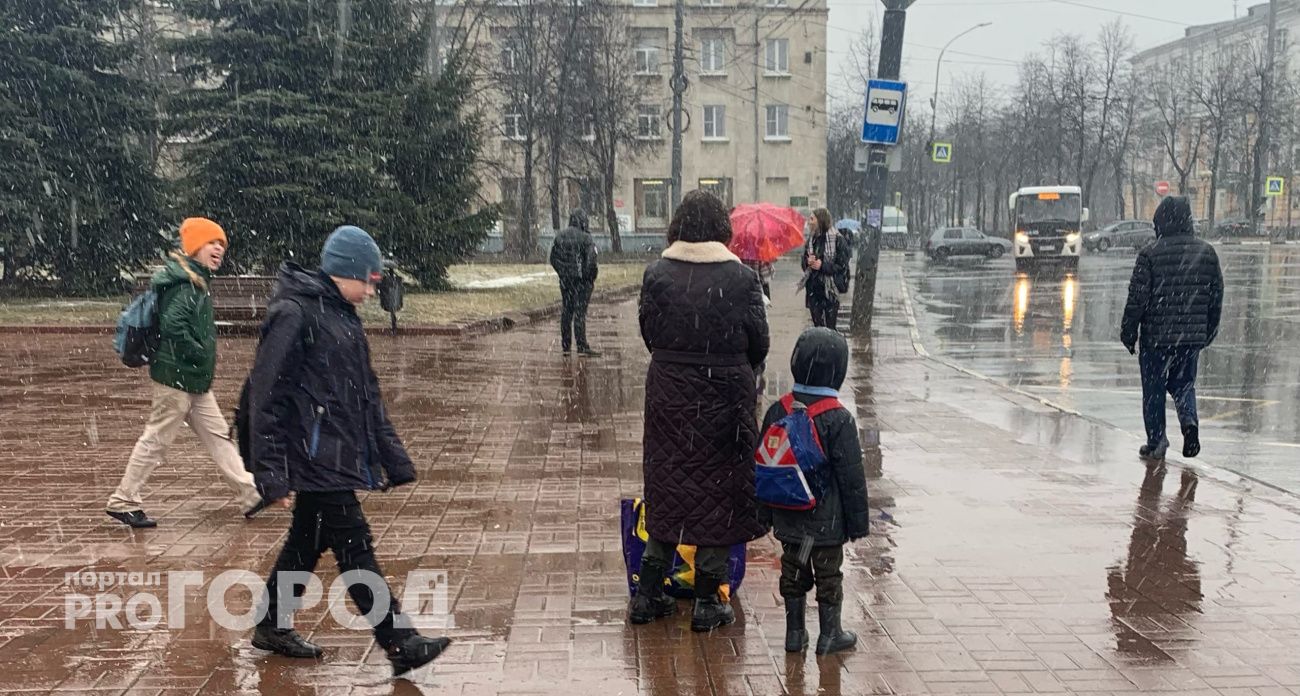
[926,227,1012,262]
[1084,220,1155,252]
[1213,218,1252,238]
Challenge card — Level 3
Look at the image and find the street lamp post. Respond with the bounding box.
[925,21,990,228]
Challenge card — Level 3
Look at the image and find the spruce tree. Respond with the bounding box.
[0,0,164,292]
[170,0,494,284]
[386,57,497,288]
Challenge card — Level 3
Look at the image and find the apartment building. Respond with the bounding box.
[1129,1,1299,226]
[452,0,829,244]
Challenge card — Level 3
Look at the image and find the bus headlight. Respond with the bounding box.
[1066,232,1081,244]
[1015,232,1030,245]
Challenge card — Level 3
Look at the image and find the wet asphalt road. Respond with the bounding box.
[902,244,1300,493]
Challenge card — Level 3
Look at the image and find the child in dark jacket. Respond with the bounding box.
[759,327,869,655]
[247,226,449,677]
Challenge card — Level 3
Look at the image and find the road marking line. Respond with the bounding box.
[1020,386,1277,405]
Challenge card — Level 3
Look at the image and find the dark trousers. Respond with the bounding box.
[1139,347,1201,447]
[559,277,594,351]
[810,302,839,331]
[779,542,844,605]
[641,537,728,587]
[259,491,413,648]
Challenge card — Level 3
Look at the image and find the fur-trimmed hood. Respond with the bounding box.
[661,240,741,264]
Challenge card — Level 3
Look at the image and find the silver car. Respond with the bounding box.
[1085,220,1155,252]
[926,227,1013,262]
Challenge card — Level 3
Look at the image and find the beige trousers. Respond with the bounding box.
[107,382,261,514]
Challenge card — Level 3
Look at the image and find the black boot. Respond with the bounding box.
[690,575,735,632]
[814,602,857,655]
[386,634,452,677]
[1182,425,1200,458]
[1139,438,1168,461]
[106,510,157,528]
[628,559,676,624]
[252,624,323,658]
[784,596,808,652]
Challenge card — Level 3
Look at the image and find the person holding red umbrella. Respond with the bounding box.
[728,203,806,300]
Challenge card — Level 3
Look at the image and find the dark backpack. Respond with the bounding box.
[233,298,312,473]
[834,229,854,294]
[114,290,161,368]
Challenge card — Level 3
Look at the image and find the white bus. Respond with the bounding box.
[1008,186,1088,272]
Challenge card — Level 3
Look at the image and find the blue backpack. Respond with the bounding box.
[754,394,842,510]
[114,290,160,368]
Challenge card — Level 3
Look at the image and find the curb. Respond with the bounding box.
[0,285,643,339]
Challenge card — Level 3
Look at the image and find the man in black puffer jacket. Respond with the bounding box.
[1121,196,1224,461]
[549,209,600,355]
[246,226,450,676]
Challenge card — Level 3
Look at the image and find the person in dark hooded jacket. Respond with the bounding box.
[1121,196,1224,461]
[549,209,600,355]
[758,327,868,655]
[246,225,450,677]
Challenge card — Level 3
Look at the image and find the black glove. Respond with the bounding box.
[1123,341,1136,356]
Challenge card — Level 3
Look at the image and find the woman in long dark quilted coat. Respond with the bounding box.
[629,190,770,632]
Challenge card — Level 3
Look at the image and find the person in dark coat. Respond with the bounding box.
[758,328,868,655]
[1121,196,1224,461]
[247,225,450,677]
[549,209,600,355]
[800,208,844,330]
[629,189,770,632]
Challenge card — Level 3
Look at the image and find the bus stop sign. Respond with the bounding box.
[862,79,907,145]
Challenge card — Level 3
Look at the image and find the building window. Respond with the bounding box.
[700,37,726,74]
[502,111,524,140]
[500,177,525,220]
[703,105,726,139]
[634,0,657,6]
[634,45,659,74]
[637,179,670,228]
[765,104,789,139]
[582,116,595,141]
[766,0,787,6]
[637,104,662,139]
[500,45,518,73]
[765,38,789,74]
[699,177,733,207]
[701,0,722,5]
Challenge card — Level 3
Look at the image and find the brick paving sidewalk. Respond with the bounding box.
[0,254,1298,695]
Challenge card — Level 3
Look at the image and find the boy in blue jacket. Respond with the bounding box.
[759,328,869,654]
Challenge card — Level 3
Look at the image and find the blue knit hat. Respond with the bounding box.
[321,225,383,282]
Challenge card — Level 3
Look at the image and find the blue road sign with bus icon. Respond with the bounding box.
[862,79,907,145]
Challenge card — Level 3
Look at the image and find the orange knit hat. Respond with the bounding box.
[179,217,228,256]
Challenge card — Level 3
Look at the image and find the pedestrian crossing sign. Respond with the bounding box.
[1267,176,1285,197]
[932,142,953,164]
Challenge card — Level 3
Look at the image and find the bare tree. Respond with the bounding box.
[490,0,562,258]
[542,0,588,232]
[1193,41,1245,227]
[1149,59,1204,194]
[577,0,654,251]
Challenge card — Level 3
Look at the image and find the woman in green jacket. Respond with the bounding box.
[106,217,265,527]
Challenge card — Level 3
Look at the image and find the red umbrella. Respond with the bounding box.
[728,203,806,263]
